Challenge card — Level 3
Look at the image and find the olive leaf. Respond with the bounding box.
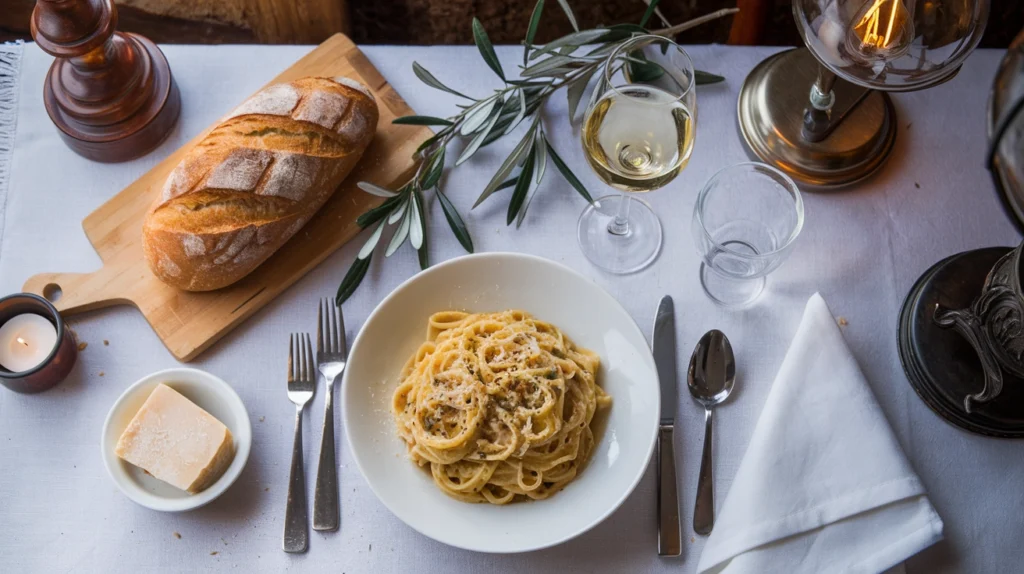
[546,137,593,203]
[460,97,499,135]
[409,190,424,249]
[358,220,387,259]
[475,116,539,207]
[387,196,409,224]
[472,18,506,82]
[457,104,503,165]
[504,88,528,135]
[533,130,548,184]
[413,190,429,269]
[357,182,399,198]
[356,193,405,228]
[566,67,598,123]
[385,209,412,257]
[437,190,474,252]
[517,134,548,227]
[507,147,537,225]
[529,29,610,61]
[696,70,726,85]
[393,115,454,126]
[555,0,579,31]
[524,0,545,65]
[336,252,373,304]
[521,55,584,78]
[422,148,447,189]
[596,23,648,44]
[639,0,660,27]
[413,62,472,100]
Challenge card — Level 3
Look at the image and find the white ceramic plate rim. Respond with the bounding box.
[100,367,252,512]
[342,252,659,553]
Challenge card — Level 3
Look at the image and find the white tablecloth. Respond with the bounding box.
[1,41,1021,573]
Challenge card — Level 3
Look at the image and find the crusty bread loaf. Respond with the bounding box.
[143,76,379,291]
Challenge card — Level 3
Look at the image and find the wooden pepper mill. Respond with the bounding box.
[30,0,180,162]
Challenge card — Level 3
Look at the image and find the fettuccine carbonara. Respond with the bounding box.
[392,310,611,504]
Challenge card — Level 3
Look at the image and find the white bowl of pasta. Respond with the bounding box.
[342,252,660,553]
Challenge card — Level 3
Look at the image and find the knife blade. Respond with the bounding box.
[654,295,678,425]
[653,295,681,557]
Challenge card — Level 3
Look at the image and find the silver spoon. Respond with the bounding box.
[687,329,736,536]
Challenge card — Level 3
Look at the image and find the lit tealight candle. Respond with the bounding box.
[0,313,58,372]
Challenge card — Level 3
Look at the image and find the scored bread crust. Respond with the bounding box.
[142,76,379,291]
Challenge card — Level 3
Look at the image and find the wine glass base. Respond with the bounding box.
[699,263,766,308]
[577,195,662,274]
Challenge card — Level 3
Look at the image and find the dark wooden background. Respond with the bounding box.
[1,0,1021,47]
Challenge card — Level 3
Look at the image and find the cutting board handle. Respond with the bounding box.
[23,269,133,315]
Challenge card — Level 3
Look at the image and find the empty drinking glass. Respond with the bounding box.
[692,163,804,307]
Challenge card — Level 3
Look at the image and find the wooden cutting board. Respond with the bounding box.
[22,34,432,361]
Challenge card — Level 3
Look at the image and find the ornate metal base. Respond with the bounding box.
[898,247,1024,437]
[738,48,897,189]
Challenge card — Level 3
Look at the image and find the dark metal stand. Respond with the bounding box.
[898,247,1024,437]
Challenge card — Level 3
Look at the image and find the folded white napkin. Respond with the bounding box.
[697,293,943,574]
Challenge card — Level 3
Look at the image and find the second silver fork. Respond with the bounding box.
[313,298,347,531]
[284,333,315,553]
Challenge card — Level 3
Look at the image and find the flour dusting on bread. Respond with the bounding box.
[332,77,373,99]
[162,165,190,201]
[213,227,257,265]
[207,149,273,191]
[182,234,206,257]
[227,83,300,119]
[294,90,350,131]
[338,111,369,141]
[285,218,307,238]
[158,254,181,278]
[261,152,318,201]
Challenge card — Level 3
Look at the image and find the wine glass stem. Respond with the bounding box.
[608,193,632,236]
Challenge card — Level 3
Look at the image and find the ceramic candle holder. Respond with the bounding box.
[0,293,78,393]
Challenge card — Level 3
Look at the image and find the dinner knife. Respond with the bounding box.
[653,295,681,557]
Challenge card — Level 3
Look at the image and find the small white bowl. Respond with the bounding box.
[342,252,660,553]
[101,367,252,512]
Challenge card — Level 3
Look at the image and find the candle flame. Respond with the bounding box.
[15,336,28,347]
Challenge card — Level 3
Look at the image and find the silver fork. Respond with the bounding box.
[313,298,347,531]
[284,333,315,553]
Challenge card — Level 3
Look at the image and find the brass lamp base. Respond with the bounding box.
[738,48,897,188]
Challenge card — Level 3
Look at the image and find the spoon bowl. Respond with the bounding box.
[688,329,736,406]
[687,329,736,535]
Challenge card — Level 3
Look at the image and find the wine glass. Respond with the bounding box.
[577,35,696,274]
[692,163,804,307]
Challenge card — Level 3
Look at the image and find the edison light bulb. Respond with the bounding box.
[849,0,915,61]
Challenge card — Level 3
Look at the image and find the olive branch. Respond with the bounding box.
[336,0,738,303]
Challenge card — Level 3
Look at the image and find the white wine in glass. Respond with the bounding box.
[582,85,695,193]
[577,36,696,274]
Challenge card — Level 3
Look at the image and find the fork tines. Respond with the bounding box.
[317,298,347,358]
[289,333,315,386]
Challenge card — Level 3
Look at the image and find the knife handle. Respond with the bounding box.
[657,424,682,556]
[694,406,715,535]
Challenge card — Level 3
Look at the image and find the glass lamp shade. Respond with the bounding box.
[795,0,989,91]
[988,28,1024,231]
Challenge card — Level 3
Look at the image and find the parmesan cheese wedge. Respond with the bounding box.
[115,383,235,494]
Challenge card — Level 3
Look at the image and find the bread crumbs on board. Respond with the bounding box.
[77,342,87,351]
[173,532,181,539]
